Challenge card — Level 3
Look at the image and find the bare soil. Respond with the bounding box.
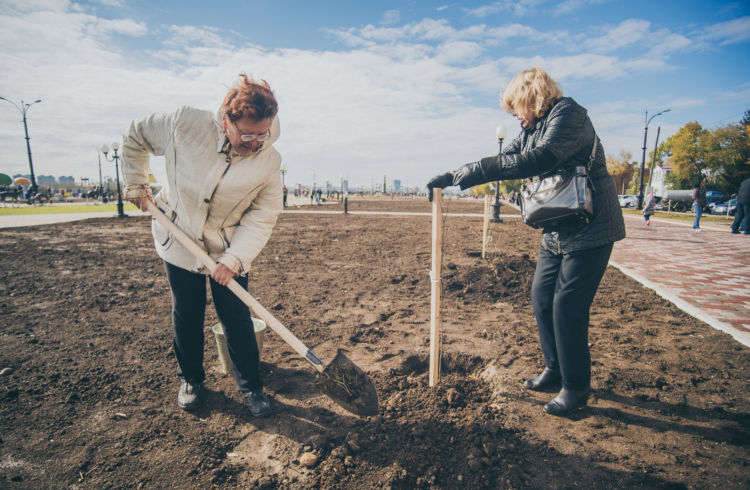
[1,198,748,489]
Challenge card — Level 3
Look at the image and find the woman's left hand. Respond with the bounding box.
[211,263,237,286]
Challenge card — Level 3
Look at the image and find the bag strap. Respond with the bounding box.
[586,135,599,171]
[530,134,600,183]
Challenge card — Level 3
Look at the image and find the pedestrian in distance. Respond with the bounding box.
[121,73,283,417]
[427,67,625,416]
[692,178,707,231]
[731,176,750,235]
[643,189,656,227]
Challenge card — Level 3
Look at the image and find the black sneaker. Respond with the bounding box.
[178,379,202,411]
[243,389,272,417]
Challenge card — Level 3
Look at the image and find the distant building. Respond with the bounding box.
[393,179,401,193]
[650,164,672,197]
[38,175,56,185]
[58,176,75,183]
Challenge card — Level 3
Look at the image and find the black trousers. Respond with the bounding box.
[530,243,613,390]
[164,261,262,393]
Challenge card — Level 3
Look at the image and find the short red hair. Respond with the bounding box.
[221,73,278,122]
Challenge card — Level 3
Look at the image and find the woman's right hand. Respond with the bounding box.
[130,196,153,212]
[123,184,154,212]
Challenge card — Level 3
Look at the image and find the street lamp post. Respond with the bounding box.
[279,164,287,187]
[96,148,106,202]
[491,125,507,223]
[81,177,90,204]
[101,142,126,218]
[0,97,42,195]
[637,108,670,209]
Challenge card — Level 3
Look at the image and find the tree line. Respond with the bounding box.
[608,109,750,195]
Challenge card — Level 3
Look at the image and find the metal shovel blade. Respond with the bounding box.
[318,350,379,416]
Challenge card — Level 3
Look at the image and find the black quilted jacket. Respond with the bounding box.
[454,97,625,254]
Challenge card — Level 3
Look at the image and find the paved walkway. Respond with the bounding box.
[1,205,748,347]
[609,215,750,347]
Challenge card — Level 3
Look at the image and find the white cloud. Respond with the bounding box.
[435,41,483,64]
[164,25,229,47]
[0,3,503,187]
[647,29,691,57]
[499,54,630,81]
[585,19,651,53]
[716,82,750,103]
[700,16,750,45]
[581,19,690,58]
[667,97,706,110]
[382,9,400,25]
[86,17,147,37]
[486,23,540,41]
[466,0,545,18]
[331,18,468,45]
[555,0,612,15]
[0,0,68,15]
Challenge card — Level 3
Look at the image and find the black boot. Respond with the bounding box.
[244,389,272,418]
[523,368,561,391]
[543,387,590,416]
[177,379,203,411]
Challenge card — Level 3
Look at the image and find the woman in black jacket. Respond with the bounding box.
[427,67,625,415]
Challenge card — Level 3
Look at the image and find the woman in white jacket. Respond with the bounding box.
[122,74,283,417]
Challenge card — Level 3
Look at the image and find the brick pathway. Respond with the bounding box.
[610,214,750,347]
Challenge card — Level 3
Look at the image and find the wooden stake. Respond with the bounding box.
[429,188,443,387]
[482,194,490,259]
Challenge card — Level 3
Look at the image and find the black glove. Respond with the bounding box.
[426,171,455,201]
[452,162,485,190]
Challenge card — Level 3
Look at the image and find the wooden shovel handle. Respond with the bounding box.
[146,201,325,373]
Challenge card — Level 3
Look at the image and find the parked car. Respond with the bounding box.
[618,194,637,208]
[705,191,725,207]
[711,198,737,216]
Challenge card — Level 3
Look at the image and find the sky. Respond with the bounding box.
[0,0,748,191]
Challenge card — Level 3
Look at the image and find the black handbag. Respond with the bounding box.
[520,136,598,229]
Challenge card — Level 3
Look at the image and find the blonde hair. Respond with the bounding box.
[501,67,563,119]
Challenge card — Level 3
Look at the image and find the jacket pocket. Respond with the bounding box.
[220,225,238,248]
[152,213,175,250]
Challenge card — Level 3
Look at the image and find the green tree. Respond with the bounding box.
[469,182,494,196]
[660,113,750,193]
[702,122,750,193]
[499,179,521,194]
[661,122,708,189]
[741,108,750,127]
[468,180,522,197]
[606,151,637,194]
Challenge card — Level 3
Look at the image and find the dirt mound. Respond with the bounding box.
[446,253,535,305]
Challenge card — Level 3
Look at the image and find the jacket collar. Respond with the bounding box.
[214,109,228,153]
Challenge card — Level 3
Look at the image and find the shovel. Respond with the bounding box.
[146,201,379,417]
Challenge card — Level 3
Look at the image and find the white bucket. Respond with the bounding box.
[211,318,267,375]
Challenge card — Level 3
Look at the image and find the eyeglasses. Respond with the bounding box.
[233,121,271,142]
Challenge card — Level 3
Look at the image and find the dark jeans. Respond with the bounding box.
[165,261,262,393]
[731,199,750,233]
[531,243,613,390]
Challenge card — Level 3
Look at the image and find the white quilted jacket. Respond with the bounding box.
[121,105,283,275]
